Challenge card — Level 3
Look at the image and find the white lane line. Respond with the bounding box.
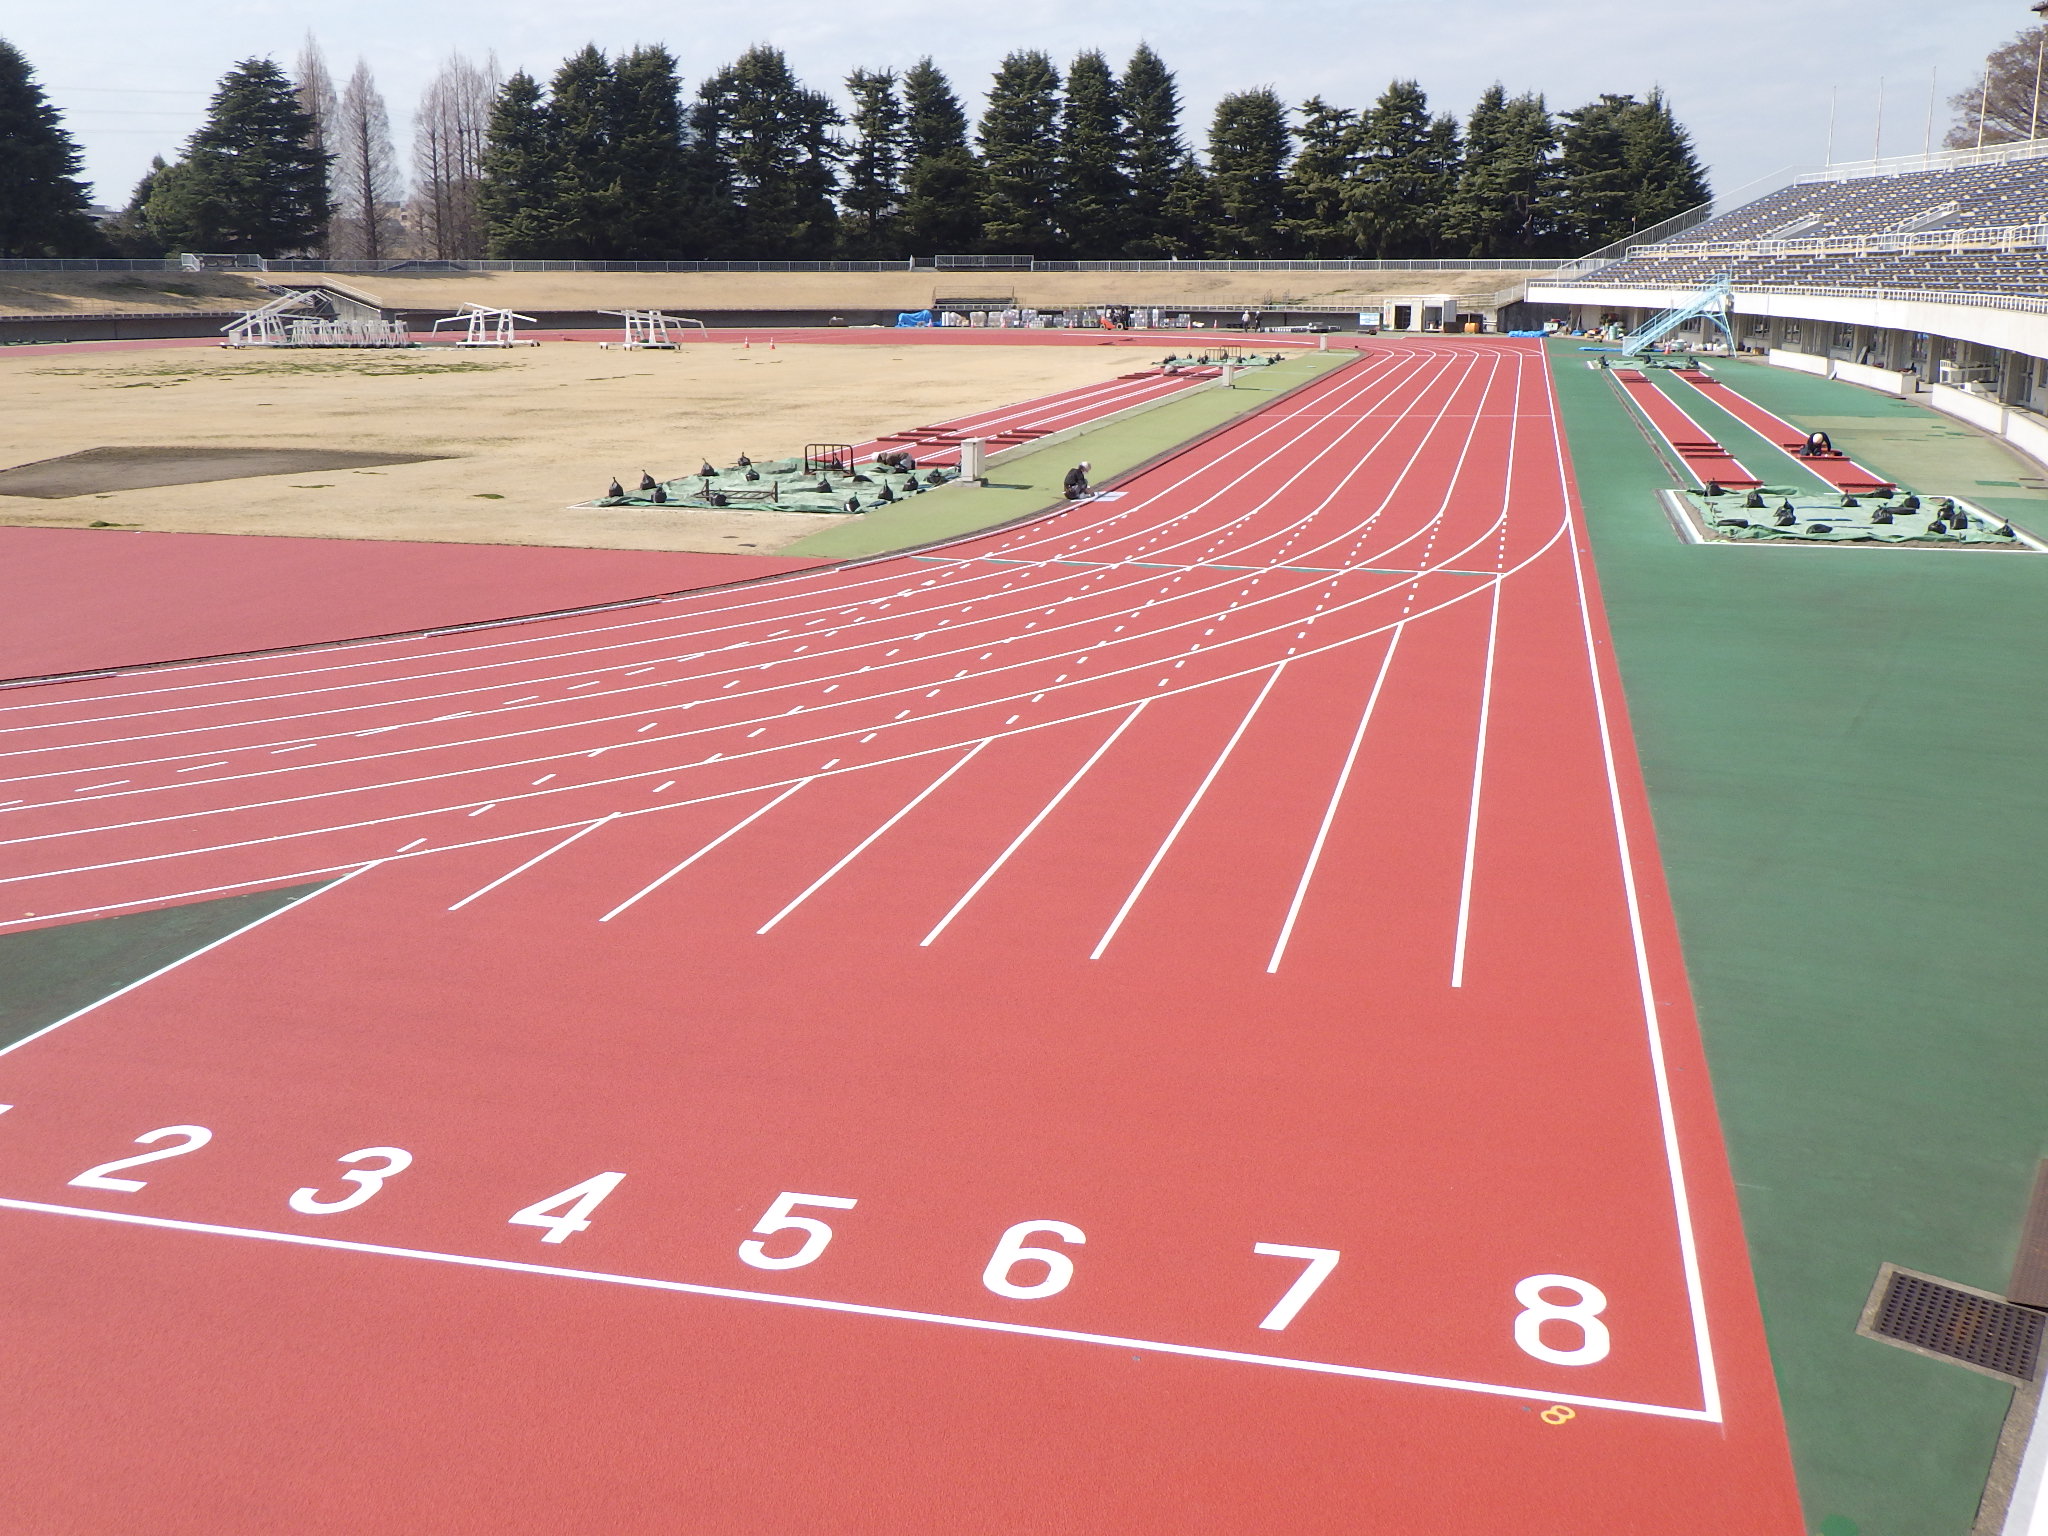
[0,356,1402,746]
[0,1194,1711,1421]
[74,781,129,792]
[599,778,813,923]
[1449,353,1524,989]
[447,814,619,911]
[1266,628,1405,975]
[920,705,1146,947]
[1448,574,1505,989]
[175,762,227,773]
[0,362,1536,897]
[0,529,1536,904]
[1546,349,1722,1422]
[0,372,1392,786]
[1091,664,1288,960]
[757,740,991,934]
[0,860,382,1061]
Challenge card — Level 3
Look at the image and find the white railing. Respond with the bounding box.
[1751,284,2048,316]
[1796,136,2048,183]
[1607,220,2048,261]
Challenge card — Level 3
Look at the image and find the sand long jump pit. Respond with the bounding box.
[0,339,1146,554]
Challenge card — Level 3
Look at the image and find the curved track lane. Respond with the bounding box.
[0,338,1801,1535]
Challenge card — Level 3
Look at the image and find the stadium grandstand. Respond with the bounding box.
[1530,138,2048,436]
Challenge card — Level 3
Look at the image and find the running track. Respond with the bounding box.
[0,338,1801,1532]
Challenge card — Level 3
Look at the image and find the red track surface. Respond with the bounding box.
[0,339,1800,1532]
[1612,368,1761,489]
[1672,369,1897,494]
[0,529,824,681]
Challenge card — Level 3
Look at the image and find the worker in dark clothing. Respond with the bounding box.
[1800,430,1834,457]
[1063,462,1093,500]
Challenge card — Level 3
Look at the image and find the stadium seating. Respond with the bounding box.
[1570,151,2048,296]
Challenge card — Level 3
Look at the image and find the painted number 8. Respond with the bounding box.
[1513,1274,1610,1366]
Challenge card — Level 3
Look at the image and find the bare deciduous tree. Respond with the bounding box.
[1948,24,2048,147]
[412,52,501,259]
[292,34,341,255]
[333,59,404,260]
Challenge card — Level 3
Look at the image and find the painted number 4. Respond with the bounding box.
[508,1172,626,1244]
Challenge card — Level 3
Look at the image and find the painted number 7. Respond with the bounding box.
[1252,1243,1341,1330]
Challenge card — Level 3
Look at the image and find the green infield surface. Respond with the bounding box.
[1549,337,2048,1536]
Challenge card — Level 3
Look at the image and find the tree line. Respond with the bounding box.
[0,31,1710,262]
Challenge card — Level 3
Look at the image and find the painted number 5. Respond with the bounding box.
[1513,1274,1611,1366]
[738,1191,858,1271]
[288,1147,414,1215]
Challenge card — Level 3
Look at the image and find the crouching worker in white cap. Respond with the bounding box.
[1063,461,1092,500]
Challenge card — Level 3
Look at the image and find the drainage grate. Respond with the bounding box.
[1870,1270,2044,1381]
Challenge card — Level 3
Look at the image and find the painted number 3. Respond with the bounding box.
[1513,1274,1610,1366]
[289,1147,414,1215]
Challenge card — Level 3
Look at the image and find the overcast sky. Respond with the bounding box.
[12,0,2036,214]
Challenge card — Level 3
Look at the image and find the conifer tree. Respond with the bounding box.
[1205,89,1291,256]
[841,67,906,255]
[545,46,622,257]
[1421,111,1462,254]
[1057,50,1128,257]
[978,51,1063,254]
[1443,85,1558,256]
[479,71,559,257]
[1282,97,1359,256]
[1119,43,1193,257]
[609,46,691,258]
[1621,89,1709,230]
[1345,79,1449,258]
[898,58,983,253]
[696,46,841,256]
[1552,92,1706,250]
[0,38,100,257]
[105,157,169,257]
[147,59,329,255]
[1159,160,1215,256]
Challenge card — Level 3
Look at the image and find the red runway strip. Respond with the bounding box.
[0,528,823,681]
[0,340,1800,1532]
[1612,368,1761,489]
[1671,369,1897,495]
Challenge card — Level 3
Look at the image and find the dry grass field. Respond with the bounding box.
[0,339,1144,553]
[0,270,276,316]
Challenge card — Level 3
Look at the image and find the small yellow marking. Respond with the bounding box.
[1539,1405,1577,1426]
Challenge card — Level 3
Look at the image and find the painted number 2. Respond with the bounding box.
[68,1125,213,1192]
[1513,1274,1610,1366]
[289,1147,414,1215]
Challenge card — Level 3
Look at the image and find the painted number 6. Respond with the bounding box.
[738,1191,858,1271]
[1513,1274,1611,1366]
[982,1220,1085,1300]
[288,1147,414,1215]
